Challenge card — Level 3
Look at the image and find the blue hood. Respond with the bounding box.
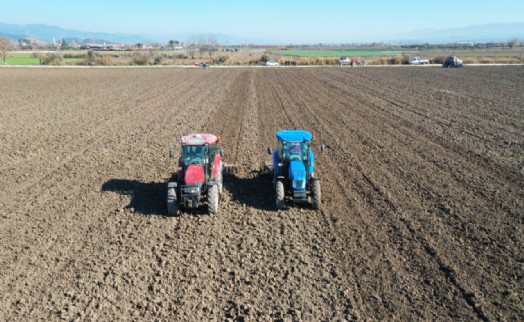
[289,160,306,190]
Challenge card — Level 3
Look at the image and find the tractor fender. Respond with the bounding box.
[274,176,286,187]
[213,156,222,178]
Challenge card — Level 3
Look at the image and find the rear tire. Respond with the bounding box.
[276,180,285,210]
[312,180,321,210]
[208,185,219,214]
[167,187,179,216]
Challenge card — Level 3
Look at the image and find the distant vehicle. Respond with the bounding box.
[409,56,430,65]
[339,56,351,66]
[339,56,367,66]
[266,60,280,66]
[443,56,463,68]
[194,62,210,68]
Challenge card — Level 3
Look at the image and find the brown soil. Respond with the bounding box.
[0,66,522,321]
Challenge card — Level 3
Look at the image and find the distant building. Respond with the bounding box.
[83,42,126,51]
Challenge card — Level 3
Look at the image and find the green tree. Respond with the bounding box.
[169,40,179,49]
[260,54,269,63]
[18,38,32,49]
[61,39,69,50]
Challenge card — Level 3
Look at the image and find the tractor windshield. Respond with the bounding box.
[182,145,208,166]
[282,142,308,162]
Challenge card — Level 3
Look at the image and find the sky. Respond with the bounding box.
[1,0,523,43]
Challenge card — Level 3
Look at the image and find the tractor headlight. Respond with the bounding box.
[292,181,296,188]
[185,187,199,194]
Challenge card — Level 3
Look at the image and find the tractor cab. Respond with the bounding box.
[181,145,208,166]
[179,138,221,183]
[273,130,315,179]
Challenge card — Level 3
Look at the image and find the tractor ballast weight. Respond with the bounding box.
[267,130,324,210]
[167,133,224,215]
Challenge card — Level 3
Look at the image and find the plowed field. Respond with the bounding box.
[0,66,522,321]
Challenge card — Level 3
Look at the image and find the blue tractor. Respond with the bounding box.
[267,130,324,209]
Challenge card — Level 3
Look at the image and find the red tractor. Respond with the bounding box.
[167,134,224,215]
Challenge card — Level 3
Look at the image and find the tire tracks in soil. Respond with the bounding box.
[1,68,521,321]
[0,69,235,319]
[267,68,484,320]
[254,69,360,319]
[284,68,522,320]
[31,70,236,317]
[320,68,524,174]
[312,68,523,315]
[0,70,175,191]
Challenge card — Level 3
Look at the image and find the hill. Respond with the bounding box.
[0,22,151,44]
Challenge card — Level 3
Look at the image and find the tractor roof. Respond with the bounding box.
[276,130,313,142]
[180,133,218,146]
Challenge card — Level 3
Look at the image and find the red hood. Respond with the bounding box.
[185,165,205,185]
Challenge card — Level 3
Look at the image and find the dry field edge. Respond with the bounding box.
[2,63,524,69]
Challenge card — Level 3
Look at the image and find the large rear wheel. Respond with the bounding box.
[276,180,285,210]
[312,180,321,210]
[208,185,219,214]
[167,187,179,216]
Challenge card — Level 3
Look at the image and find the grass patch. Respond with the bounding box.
[64,58,84,63]
[6,55,40,65]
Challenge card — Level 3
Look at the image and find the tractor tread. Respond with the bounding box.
[167,187,179,216]
[208,185,219,214]
[312,180,321,210]
[276,180,285,210]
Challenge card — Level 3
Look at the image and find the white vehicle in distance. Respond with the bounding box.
[266,60,280,66]
[409,57,430,65]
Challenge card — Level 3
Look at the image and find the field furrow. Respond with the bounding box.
[0,66,522,321]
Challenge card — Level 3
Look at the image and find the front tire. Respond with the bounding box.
[208,185,219,214]
[312,180,321,210]
[276,180,285,210]
[167,187,179,216]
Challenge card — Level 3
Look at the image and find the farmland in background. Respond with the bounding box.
[2,46,523,66]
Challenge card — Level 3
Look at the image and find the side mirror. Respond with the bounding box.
[220,149,224,157]
[267,147,273,155]
[169,148,175,159]
[320,145,326,153]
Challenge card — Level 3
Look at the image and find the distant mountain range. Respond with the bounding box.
[0,21,523,45]
[388,23,524,44]
[0,22,152,45]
